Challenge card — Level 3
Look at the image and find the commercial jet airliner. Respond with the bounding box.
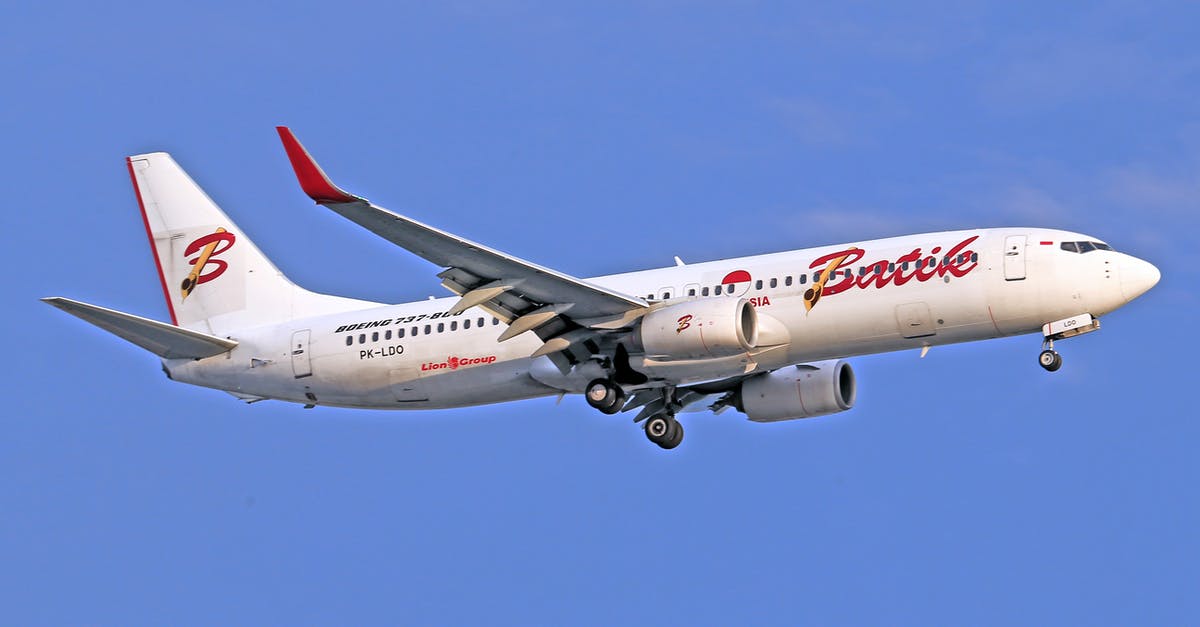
[44,128,1161,449]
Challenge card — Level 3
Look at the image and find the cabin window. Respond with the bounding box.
[398,328,405,338]
[479,317,485,327]
[437,323,445,333]
[424,324,431,334]
[755,280,763,290]
[971,253,978,262]
[702,287,710,296]
[345,336,353,346]
[785,276,793,286]
[385,330,392,340]
[661,291,671,299]
[492,318,500,325]
[464,318,471,329]
[799,274,807,284]
[813,272,822,283]
[358,334,366,344]
[688,287,697,296]
[372,331,379,342]
[769,278,777,288]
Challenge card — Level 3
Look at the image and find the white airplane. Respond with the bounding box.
[44,127,1161,449]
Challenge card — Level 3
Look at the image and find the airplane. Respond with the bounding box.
[43,127,1161,449]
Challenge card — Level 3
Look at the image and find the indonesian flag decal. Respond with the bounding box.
[721,270,752,297]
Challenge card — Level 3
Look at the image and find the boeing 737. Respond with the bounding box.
[44,127,1161,449]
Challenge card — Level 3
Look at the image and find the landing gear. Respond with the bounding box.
[1038,337,1062,372]
[645,414,684,449]
[1038,349,1062,372]
[585,378,625,415]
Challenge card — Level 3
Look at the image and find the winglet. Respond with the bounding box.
[276,126,360,204]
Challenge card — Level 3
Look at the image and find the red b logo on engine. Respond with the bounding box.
[676,314,693,334]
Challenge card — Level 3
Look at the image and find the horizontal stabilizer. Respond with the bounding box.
[42,297,238,360]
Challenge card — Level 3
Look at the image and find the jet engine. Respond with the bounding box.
[636,298,758,360]
[736,360,856,422]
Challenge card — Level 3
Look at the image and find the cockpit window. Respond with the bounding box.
[1061,240,1113,254]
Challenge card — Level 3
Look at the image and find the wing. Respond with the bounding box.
[43,297,238,360]
[276,127,649,368]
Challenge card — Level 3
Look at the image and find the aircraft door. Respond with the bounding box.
[291,329,312,378]
[1004,235,1027,281]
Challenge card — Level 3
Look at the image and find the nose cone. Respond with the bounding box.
[1120,255,1161,302]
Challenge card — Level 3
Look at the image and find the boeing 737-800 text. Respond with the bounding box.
[44,128,1161,449]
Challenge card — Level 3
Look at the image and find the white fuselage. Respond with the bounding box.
[166,227,1155,409]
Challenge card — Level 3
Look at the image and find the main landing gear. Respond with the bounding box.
[585,377,685,449]
[585,378,625,415]
[645,414,684,450]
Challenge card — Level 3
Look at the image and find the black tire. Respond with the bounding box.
[645,416,671,443]
[585,379,623,413]
[661,421,684,450]
[1039,350,1062,372]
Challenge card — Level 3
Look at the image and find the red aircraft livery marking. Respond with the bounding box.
[421,355,498,372]
[804,235,981,310]
[180,228,237,301]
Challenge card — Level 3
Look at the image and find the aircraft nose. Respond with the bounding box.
[1119,255,1161,302]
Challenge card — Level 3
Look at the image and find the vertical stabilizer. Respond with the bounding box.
[128,153,372,335]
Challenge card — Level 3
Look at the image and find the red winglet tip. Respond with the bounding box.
[276,126,358,204]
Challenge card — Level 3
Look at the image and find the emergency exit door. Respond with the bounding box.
[1003,235,1027,281]
[291,329,312,379]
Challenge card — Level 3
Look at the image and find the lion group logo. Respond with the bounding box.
[181,227,237,301]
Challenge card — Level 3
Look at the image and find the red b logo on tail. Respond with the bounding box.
[181,228,236,301]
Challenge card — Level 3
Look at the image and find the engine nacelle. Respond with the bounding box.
[737,360,856,422]
[636,298,758,360]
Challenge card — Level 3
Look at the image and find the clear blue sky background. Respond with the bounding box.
[3,2,1197,624]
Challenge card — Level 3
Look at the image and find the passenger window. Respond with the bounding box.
[769,278,778,288]
[424,325,431,334]
[345,336,352,346]
[888,263,895,272]
[724,284,733,294]
[901,263,909,271]
[858,267,866,276]
[661,291,670,299]
[411,326,418,336]
[784,276,793,286]
[385,330,392,340]
[451,321,458,331]
[493,318,500,325]
[874,265,883,275]
[702,287,710,296]
[464,319,471,329]
[398,328,405,338]
[479,317,485,327]
[358,334,366,344]
[688,288,697,296]
[844,269,852,278]
[437,323,444,333]
[372,331,379,342]
[799,274,807,284]
[755,280,763,290]
[971,253,978,262]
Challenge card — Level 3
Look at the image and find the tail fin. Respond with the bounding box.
[128,152,372,335]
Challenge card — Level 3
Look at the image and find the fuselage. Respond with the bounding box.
[167,227,1159,409]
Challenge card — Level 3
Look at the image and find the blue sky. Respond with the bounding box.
[3,1,1197,624]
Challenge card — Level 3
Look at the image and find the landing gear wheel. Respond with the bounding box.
[645,415,684,449]
[585,378,625,414]
[1039,349,1062,372]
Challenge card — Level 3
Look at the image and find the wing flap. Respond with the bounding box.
[43,297,238,360]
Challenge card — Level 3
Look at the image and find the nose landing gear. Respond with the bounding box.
[1038,344,1063,372]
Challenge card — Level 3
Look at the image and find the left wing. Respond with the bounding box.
[276,127,649,366]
